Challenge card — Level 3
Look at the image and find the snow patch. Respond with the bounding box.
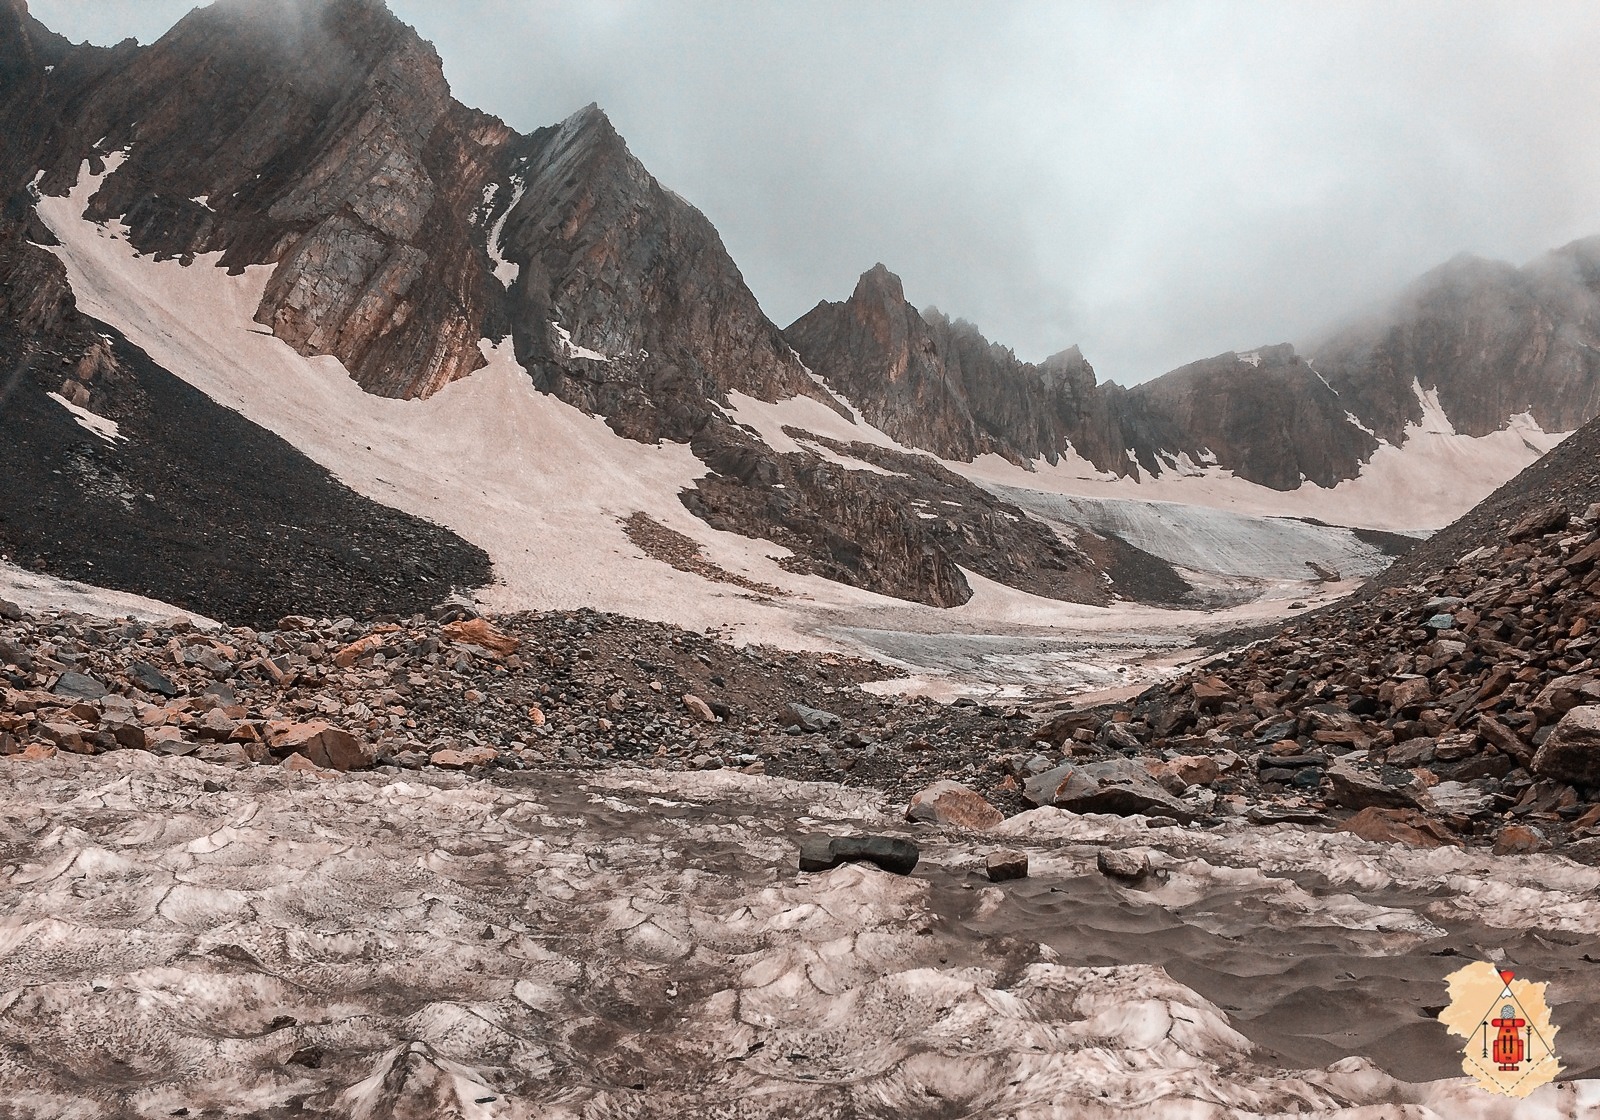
[484,176,524,287]
[551,320,609,362]
[46,391,124,443]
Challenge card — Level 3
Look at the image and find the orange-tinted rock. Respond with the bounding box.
[430,745,497,770]
[266,720,374,771]
[906,781,1004,830]
[440,618,519,656]
[1338,808,1456,848]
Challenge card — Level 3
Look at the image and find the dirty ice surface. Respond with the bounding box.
[2,750,1596,1118]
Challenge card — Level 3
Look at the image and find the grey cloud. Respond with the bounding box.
[32,0,1600,384]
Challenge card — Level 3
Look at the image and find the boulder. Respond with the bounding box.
[266,720,375,771]
[986,849,1028,882]
[1388,676,1431,712]
[1023,759,1195,822]
[440,617,519,656]
[430,745,498,769]
[1492,824,1548,855]
[797,834,919,875]
[1325,761,1422,810]
[783,702,841,732]
[681,693,718,723]
[1532,706,1600,785]
[1337,807,1456,848]
[905,781,1003,830]
[52,671,107,701]
[1097,848,1151,881]
[126,661,179,697]
[1530,675,1600,723]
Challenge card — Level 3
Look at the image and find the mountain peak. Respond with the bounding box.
[852,263,905,305]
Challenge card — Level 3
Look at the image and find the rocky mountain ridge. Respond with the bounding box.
[787,243,1600,492]
[0,0,1190,613]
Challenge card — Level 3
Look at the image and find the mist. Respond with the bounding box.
[30,0,1600,384]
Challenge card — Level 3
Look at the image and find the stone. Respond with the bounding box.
[1531,674,1600,723]
[197,708,237,741]
[527,706,546,726]
[1166,755,1220,787]
[681,693,718,723]
[52,671,107,701]
[280,752,324,774]
[1097,848,1151,881]
[430,745,498,769]
[440,617,519,656]
[783,702,841,732]
[1191,677,1235,712]
[1103,722,1144,751]
[1337,807,1456,848]
[905,781,1004,830]
[0,637,34,671]
[797,834,919,875]
[20,742,57,760]
[0,599,22,621]
[266,720,375,771]
[986,849,1028,881]
[1531,706,1600,785]
[1388,677,1431,711]
[1492,824,1548,855]
[1325,761,1421,811]
[1023,759,1195,822]
[36,722,87,752]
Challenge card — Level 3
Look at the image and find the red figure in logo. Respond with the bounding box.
[1492,1003,1526,1071]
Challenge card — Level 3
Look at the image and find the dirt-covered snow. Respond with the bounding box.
[2,750,1596,1118]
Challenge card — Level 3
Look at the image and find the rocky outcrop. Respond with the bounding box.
[790,249,1600,495]
[785,264,1127,471]
[10,0,514,399]
[1311,242,1600,443]
[1117,345,1379,490]
[495,106,826,443]
[679,420,1189,608]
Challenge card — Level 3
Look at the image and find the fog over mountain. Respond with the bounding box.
[29,0,1600,384]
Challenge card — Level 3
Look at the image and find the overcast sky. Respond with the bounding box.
[31,1,1600,384]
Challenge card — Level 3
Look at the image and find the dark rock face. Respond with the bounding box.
[1117,345,1379,490]
[496,107,826,443]
[680,420,1188,607]
[10,0,513,400]
[789,254,1600,495]
[1311,243,1600,443]
[785,264,1125,471]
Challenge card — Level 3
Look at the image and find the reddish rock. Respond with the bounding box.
[681,694,718,723]
[1338,807,1456,848]
[440,618,519,656]
[986,849,1029,881]
[1492,824,1549,855]
[906,781,1004,830]
[430,745,497,769]
[266,720,374,772]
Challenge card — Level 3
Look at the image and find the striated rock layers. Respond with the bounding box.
[493,106,825,443]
